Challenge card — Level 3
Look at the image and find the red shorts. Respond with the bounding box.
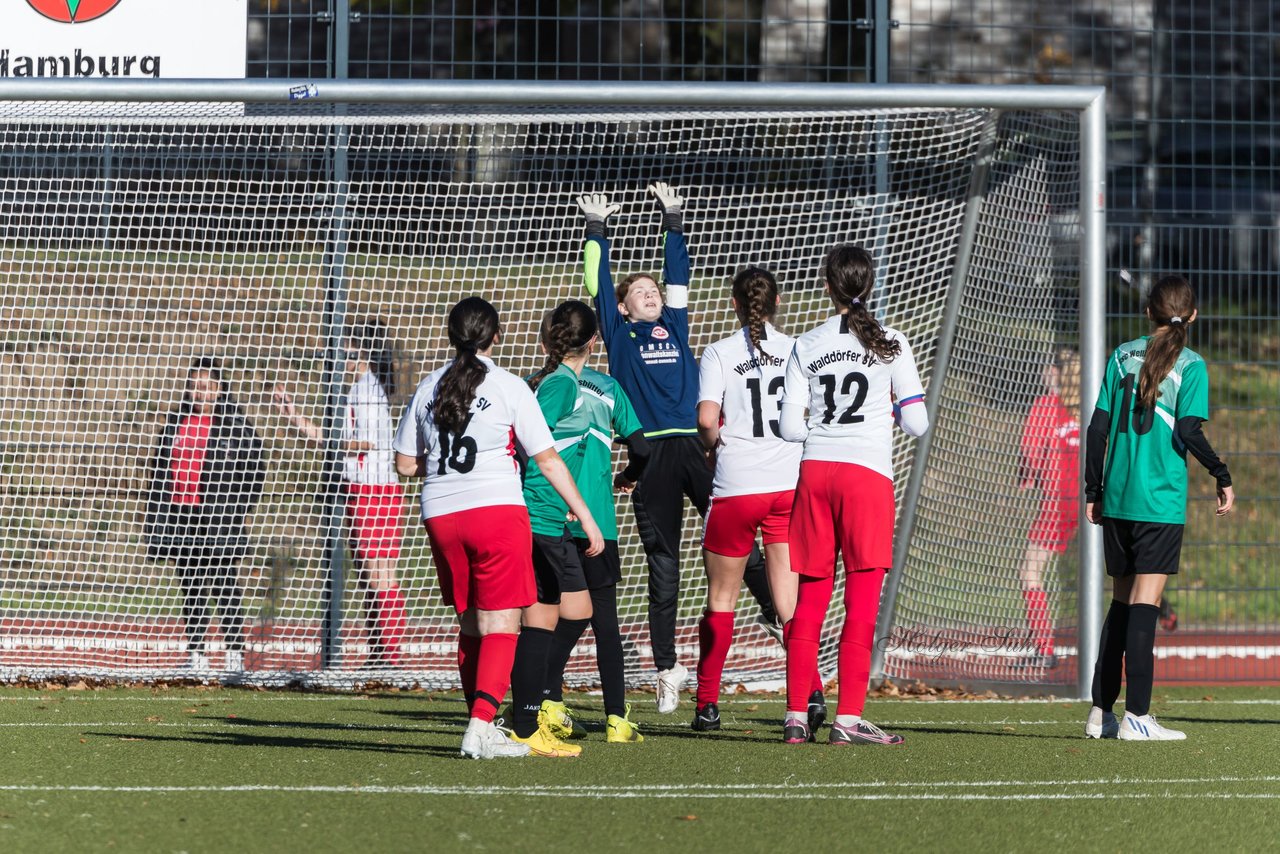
[347,482,406,561]
[423,505,535,614]
[788,460,894,577]
[703,490,795,557]
[1028,498,1079,553]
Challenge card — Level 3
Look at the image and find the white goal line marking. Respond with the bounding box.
[0,782,1278,802]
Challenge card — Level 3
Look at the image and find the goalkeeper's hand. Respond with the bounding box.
[577,192,620,237]
[648,181,684,232]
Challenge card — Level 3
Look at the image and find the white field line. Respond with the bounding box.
[0,779,1279,801]
[0,719,1081,728]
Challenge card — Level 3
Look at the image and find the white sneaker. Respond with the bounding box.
[188,650,210,672]
[656,663,688,714]
[1085,706,1119,739]
[460,719,531,760]
[224,649,244,673]
[1118,712,1186,741]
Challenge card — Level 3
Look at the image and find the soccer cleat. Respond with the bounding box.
[807,690,827,735]
[540,699,587,740]
[510,723,583,757]
[691,702,722,732]
[782,719,811,745]
[756,614,785,646]
[1158,599,1179,632]
[460,719,531,760]
[606,704,644,743]
[1084,706,1119,739]
[1118,713,1186,741]
[828,720,905,746]
[655,663,688,714]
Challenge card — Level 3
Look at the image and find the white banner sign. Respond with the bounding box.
[0,0,246,79]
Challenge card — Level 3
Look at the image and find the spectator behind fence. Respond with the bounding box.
[145,356,265,677]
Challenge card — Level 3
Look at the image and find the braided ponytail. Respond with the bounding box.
[529,300,599,391]
[731,266,781,363]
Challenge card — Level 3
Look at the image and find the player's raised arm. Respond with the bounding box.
[649,182,689,310]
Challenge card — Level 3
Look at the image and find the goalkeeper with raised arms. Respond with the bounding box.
[578,183,778,713]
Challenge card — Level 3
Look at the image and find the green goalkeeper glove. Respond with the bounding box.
[577,192,620,238]
[648,181,684,233]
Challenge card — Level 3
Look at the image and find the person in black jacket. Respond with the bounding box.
[145,357,266,675]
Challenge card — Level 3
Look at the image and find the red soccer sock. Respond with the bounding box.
[786,573,835,713]
[835,569,886,718]
[375,587,407,661]
[696,610,735,708]
[1022,588,1055,656]
[471,632,518,723]
[457,631,482,706]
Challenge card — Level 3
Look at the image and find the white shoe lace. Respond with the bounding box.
[857,720,890,740]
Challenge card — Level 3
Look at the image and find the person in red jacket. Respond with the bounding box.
[1015,347,1081,670]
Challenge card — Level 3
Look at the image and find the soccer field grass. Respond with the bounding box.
[1,685,1276,852]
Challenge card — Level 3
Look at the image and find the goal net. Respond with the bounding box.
[0,86,1096,692]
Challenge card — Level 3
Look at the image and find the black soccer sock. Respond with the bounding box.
[1090,599,1130,713]
[590,586,627,719]
[543,618,591,703]
[510,626,553,738]
[1123,603,1161,717]
[743,542,777,624]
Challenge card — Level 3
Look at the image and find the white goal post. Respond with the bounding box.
[0,79,1105,699]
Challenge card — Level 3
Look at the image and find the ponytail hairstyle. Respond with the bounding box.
[432,296,500,434]
[732,266,781,362]
[350,318,395,398]
[1138,274,1196,411]
[822,243,901,363]
[529,300,598,391]
[1052,346,1081,411]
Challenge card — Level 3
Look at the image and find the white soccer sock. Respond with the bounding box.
[785,711,807,726]
[835,714,861,728]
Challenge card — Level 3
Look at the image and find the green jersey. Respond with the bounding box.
[1095,336,1210,524]
[523,364,591,537]
[567,366,643,542]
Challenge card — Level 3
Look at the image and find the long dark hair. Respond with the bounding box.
[822,243,901,363]
[179,355,232,416]
[432,296,500,434]
[732,266,781,362]
[351,318,395,398]
[529,300,598,392]
[1139,275,1196,411]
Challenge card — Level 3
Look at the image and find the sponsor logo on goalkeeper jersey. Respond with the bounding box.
[640,341,680,366]
[26,0,122,24]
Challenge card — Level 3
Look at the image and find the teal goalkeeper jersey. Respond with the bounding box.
[566,366,643,543]
[1095,336,1211,524]
[523,364,591,537]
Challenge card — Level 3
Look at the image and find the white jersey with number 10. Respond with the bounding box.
[698,324,803,497]
[393,355,554,520]
[781,315,924,481]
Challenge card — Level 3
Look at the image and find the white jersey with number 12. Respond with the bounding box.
[782,315,924,481]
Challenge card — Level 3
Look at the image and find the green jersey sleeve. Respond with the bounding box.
[1177,357,1210,421]
[611,382,644,439]
[1094,349,1121,414]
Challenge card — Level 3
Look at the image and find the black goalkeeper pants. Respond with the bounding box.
[631,435,775,672]
[173,549,247,653]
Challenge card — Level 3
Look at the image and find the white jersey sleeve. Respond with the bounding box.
[697,342,726,406]
[346,372,397,485]
[702,326,803,497]
[393,356,550,519]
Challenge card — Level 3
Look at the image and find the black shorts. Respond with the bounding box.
[532,529,589,604]
[1102,518,1184,577]
[575,537,621,590]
